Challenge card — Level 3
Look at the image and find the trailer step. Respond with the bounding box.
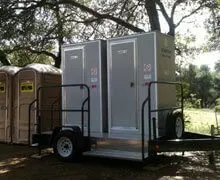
[31,143,39,147]
[149,138,220,153]
[83,149,147,161]
[32,133,52,147]
[41,131,53,135]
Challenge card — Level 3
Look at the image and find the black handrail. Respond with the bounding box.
[36,84,90,155]
[50,99,60,129]
[141,81,183,160]
[148,81,183,141]
[81,97,89,136]
[28,99,37,146]
[141,97,149,160]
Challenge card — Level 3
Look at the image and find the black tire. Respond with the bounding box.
[166,113,184,139]
[53,130,78,161]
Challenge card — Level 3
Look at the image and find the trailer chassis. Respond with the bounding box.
[29,82,220,161]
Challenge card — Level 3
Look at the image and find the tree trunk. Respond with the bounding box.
[0,51,11,66]
[54,49,61,68]
[54,0,63,68]
[145,0,161,31]
[200,99,204,108]
[168,25,175,37]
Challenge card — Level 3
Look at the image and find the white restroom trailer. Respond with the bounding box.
[50,32,183,161]
[83,32,178,160]
[33,32,220,162]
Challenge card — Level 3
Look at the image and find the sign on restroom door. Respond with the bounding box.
[20,81,34,93]
[0,82,5,93]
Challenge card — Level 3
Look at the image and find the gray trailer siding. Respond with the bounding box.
[61,40,107,137]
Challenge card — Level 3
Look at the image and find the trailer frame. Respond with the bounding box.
[29,83,91,156]
[29,82,220,161]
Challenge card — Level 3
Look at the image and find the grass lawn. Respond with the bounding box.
[184,108,219,134]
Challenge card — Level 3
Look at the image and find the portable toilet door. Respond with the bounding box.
[13,64,61,144]
[0,66,21,143]
[13,68,36,144]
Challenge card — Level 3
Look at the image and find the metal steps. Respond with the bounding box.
[31,143,39,147]
[32,131,53,146]
[83,149,147,161]
[41,131,53,135]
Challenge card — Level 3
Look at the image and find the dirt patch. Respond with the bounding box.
[0,144,219,180]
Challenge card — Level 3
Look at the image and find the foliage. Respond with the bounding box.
[0,0,218,67]
[215,60,220,72]
[8,50,53,67]
[175,33,200,68]
[205,2,220,51]
[179,63,219,108]
[216,98,220,112]
[216,98,220,105]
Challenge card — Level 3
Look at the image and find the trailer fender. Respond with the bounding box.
[50,126,62,146]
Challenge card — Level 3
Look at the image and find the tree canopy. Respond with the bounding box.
[0,0,218,67]
[178,61,220,108]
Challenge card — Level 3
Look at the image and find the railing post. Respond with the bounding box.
[28,99,37,146]
[148,82,152,141]
[38,116,42,156]
[87,86,91,146]
[50,99,59,130]
[28,104,31,146]
[180,83,184,121]
[36,87,41,156]
[152,117,156,140]
[141,99,145,161]
[141,97,149,161]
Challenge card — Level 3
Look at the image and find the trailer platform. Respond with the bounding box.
[149,132,220,153]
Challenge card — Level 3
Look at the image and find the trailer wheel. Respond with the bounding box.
[166,113,184,139]
[174,115,184,139]
[53,130,77,161]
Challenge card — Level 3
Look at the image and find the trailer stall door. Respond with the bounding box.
[62,47,85,126]
[0,73,7,141]
[109,40,137,131]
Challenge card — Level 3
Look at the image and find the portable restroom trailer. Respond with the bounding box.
[61,40,107,137]
[0,66,21,142]
[13,64,62,144]
[74,32,179,160]
[107,32,176,140]
[35,33,220,162]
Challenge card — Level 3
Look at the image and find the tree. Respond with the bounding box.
[215,60,220,72]
[0,0,218,67]
[205,0,220,51]
[179,63,219,108]
[0,1,74,67]
[213,60,220,98]
[195,65,213,108]
[7,50,53,67]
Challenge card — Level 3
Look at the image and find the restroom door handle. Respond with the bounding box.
[130,82,134,87]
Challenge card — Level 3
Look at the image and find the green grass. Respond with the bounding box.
[184,108,219,135]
